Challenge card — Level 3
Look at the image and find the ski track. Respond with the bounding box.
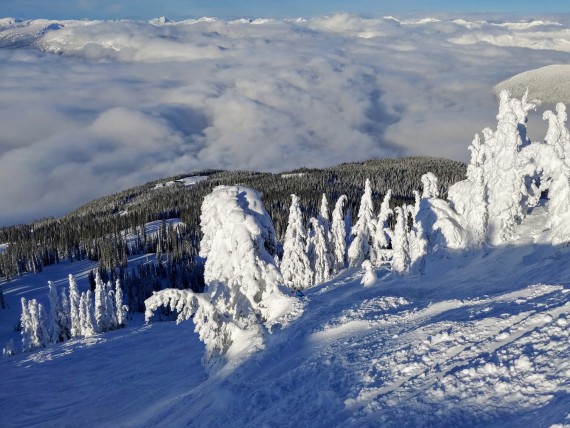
[1,207,570,426]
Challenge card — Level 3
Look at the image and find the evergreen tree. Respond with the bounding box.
[20,297,31,351]
[392,206,411,275]
[106,281,118,330]
[309,218,333,285]
[94,272,109,332]
[80,290,97,337]
[330,194,348,272]
[24,299,50,350]
[317,193,332,243]
[348,179,377,267]
[146,186,301,370]
[68,274,82,338]
[115,279,127,327]
[372,190,393,265]
[280,194,313,290]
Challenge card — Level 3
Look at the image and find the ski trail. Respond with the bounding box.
[347,287,570,413]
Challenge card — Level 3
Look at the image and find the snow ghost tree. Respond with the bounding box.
[20,298,50,351]
[146,186,302,370]
[80,290,97,338]
[115,279,127,327]
[448,90,570,248]
[280,194,313,290]
[519,102,570,244]
[391,206,411,275]
[373,190,393,265]
[421,173,439,199]
[481,90,535,245]
[317,194,332,244]
[360,260,377,287]
[408,191,427,275]
[308,218,333,285]
[415,173,469,255]
[331,194,348,272]
[68,274,82,338]
[348,179,377,267]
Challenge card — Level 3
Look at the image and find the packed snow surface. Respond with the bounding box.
[1,204,570,426]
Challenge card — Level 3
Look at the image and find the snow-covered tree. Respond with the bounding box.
[20,298,31,351]
[519,103,570,244]
[317,193,331,242]
[421,173,439,199]
[68,274,82,338]
[115,279,127,327]
[308,218,333,285]
[448,90,535,247]
[94,273,117,333]
[80,290,97,338]
[146,186,302,370]
[392,206,411,275]
[105,281,118,331]
[484,90,535,244]
[330,194,348,272]
[372,190,393,264]
[361,260,377,287]
[348,179,377,267]
[22,299,50,351]
[94,272,107,332]
[408,191,427,275]
[280,194,313,290]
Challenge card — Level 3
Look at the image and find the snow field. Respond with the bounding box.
[1,207,570,426]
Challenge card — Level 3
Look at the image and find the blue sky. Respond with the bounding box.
[2,0,569,20]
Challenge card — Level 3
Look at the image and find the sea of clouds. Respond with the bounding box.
[0,14,569,225]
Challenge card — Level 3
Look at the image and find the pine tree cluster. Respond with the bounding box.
[18,274,127,352]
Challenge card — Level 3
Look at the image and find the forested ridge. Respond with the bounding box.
[0,156,465,310]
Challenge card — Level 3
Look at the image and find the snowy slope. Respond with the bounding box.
[495,65,570,104]
[1,204,570,427]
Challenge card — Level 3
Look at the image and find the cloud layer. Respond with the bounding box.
[0,15,568,225]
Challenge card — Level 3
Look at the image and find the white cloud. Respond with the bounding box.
[0,15,568,224]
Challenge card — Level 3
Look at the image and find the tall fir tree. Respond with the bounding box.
[348,179,377,267]
[330,194,348,272]
[280,194,313,290]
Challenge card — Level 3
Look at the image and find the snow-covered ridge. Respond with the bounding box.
[496,64,570,104]
[0,15,567,57]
